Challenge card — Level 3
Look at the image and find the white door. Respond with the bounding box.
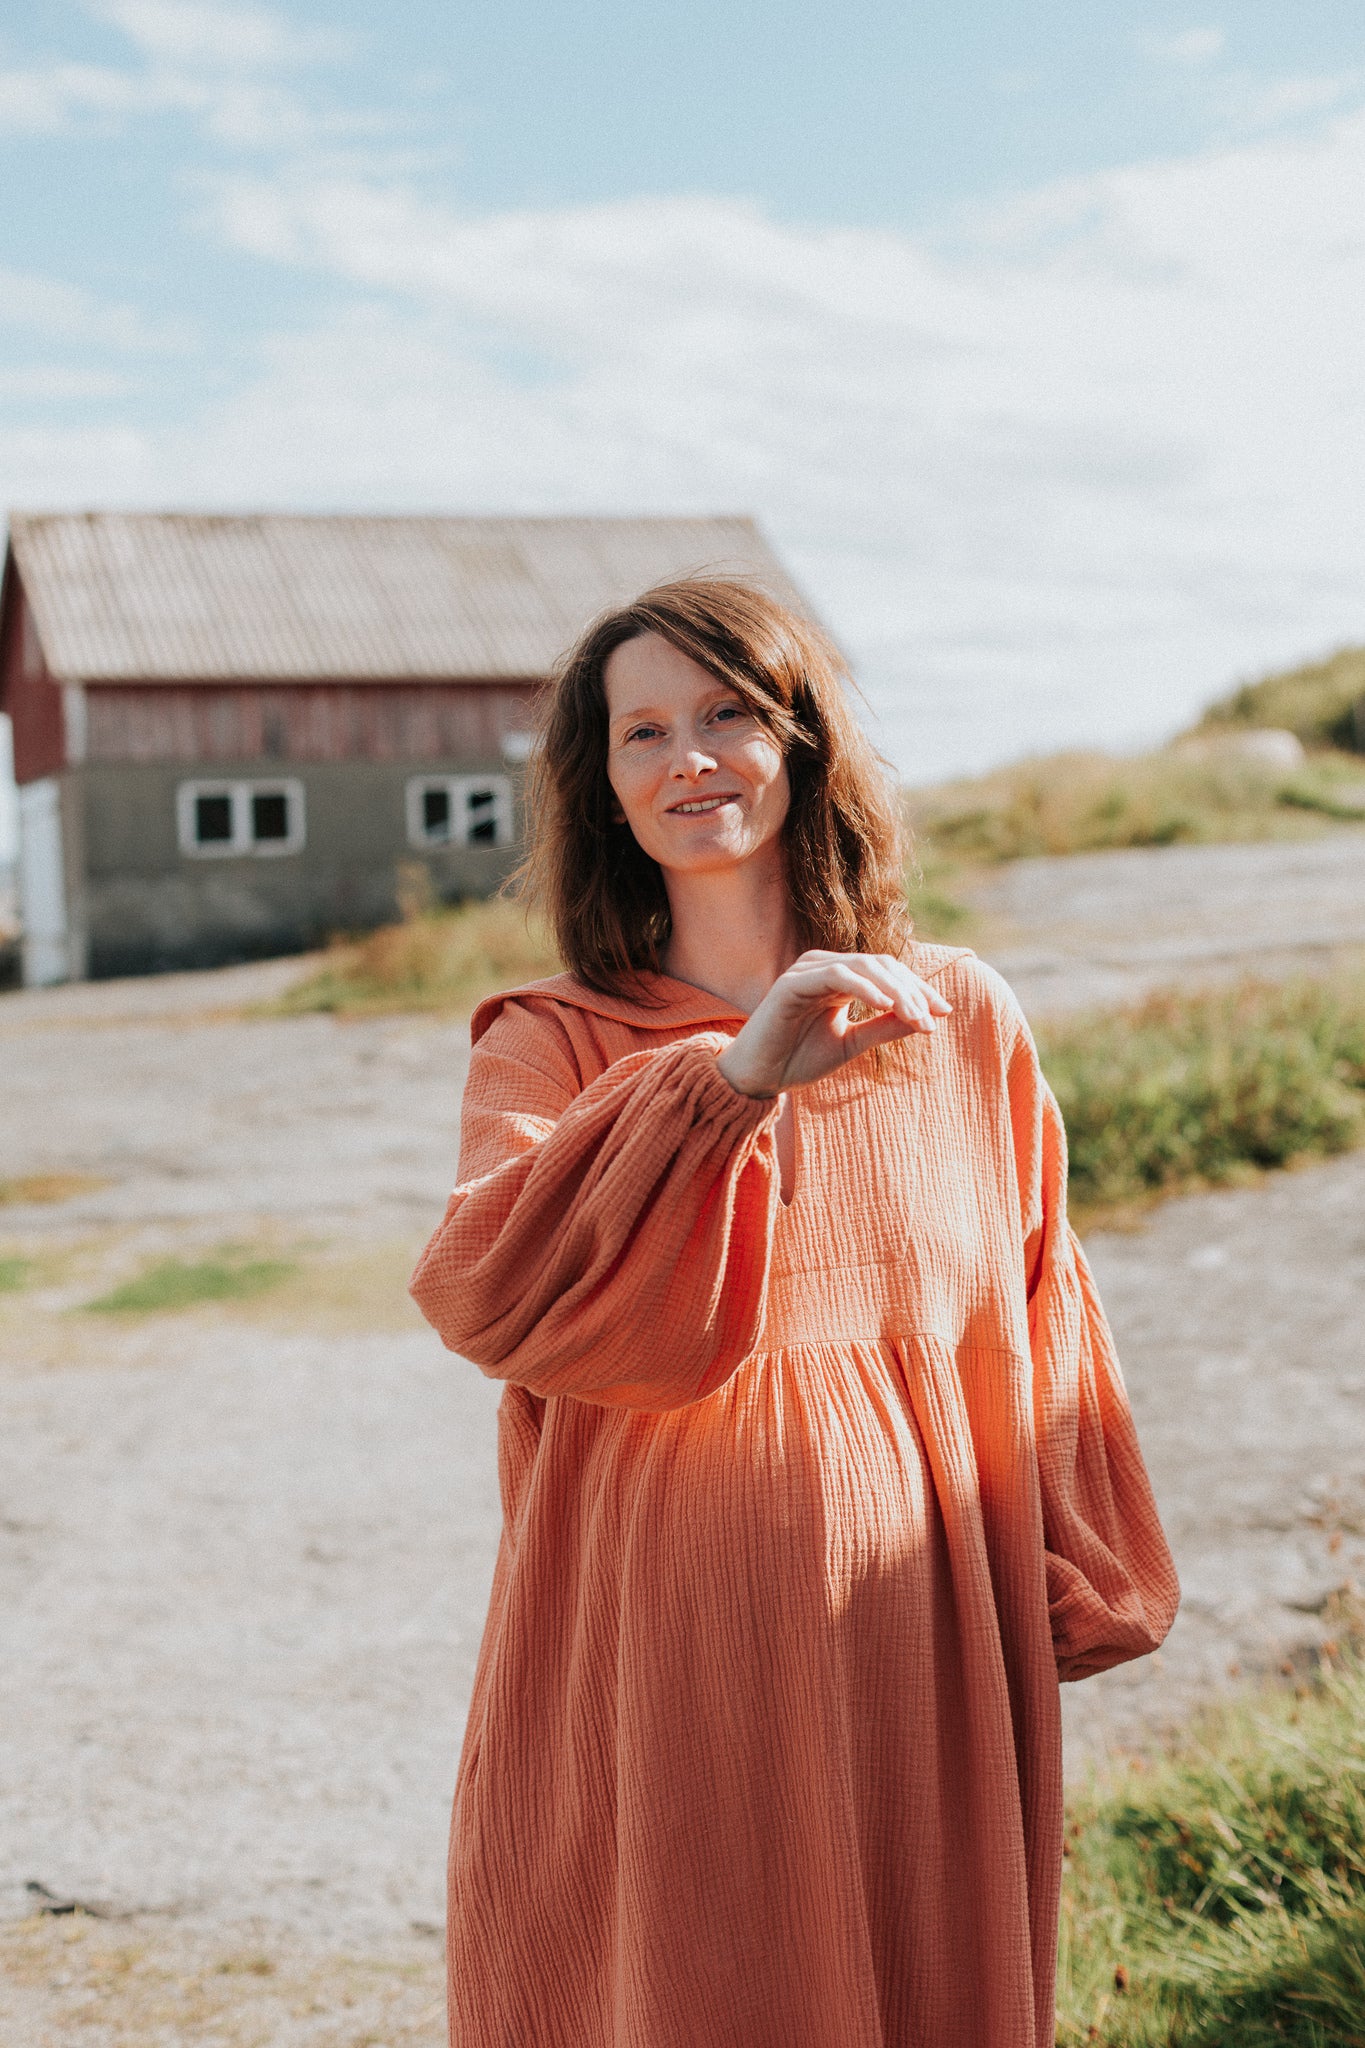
[18,777,70,986]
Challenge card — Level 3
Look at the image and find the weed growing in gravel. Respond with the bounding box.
[85,1253,296,1314]
[1038,973,1365,1214]
[1057,1644,1365,2047]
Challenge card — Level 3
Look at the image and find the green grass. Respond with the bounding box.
[1280,785,1365,823]
[1199,645,1365,752]
[907,745,1365,868]
[84,1253,296,1315]
[1038,972,1365,1217]
[1058,1640,1365,2046]
[0,1256,31,1292]
[270,895,560,1019]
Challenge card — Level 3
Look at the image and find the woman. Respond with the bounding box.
[410,578,1178,2048]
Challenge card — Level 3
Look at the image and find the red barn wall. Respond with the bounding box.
[0,581,66,784]
[84,682,538,764]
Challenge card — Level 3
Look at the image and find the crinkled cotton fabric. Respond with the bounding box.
[410,944,1179,2048]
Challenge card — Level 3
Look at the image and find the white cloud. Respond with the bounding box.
[96,0,346,70]
[0,59,197,134]
[0,366,133,400]
[189,105,1365,770]
[10,82,1365,780]
[0,0,355,145]
[1213,71,1360,134]
[0,265,189,351]
[1140,27,1226,67]
[1135,27,1361,153]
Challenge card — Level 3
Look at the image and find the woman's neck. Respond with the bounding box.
[660,851,802,1015]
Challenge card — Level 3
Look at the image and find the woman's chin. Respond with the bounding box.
[655,840,765,877]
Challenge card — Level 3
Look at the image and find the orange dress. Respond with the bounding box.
[410,944,1178,2048]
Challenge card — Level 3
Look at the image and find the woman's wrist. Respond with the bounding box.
[716,1043,779,1100]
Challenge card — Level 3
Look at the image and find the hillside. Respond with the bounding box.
[1198,643,1365,748]
[903,736,1365,875]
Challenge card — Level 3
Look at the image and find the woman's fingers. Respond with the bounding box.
[786,953,951,1032]
[788,962,911,1021]
[839,1008,925,1060]
[877,954,954,1016]
[719,952,955,1098]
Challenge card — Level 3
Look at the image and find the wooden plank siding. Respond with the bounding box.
[83,681,539,764]
[0,577,67,784]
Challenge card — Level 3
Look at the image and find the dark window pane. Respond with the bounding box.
[422,787,450,837]
[251,791,290,842]
[467,786,499,846]
[195,793,233,844]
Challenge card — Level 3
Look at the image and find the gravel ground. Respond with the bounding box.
[967,827,1365,1015]
[2,839,1364,2043]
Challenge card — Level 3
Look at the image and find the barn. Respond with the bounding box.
[0,511,805,985]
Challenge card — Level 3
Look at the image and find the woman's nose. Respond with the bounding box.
[669,738,718,779]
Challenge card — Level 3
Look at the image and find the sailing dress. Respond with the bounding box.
[410,943,1179,2048]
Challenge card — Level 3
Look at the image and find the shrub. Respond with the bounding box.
[1038,974,1365,1215]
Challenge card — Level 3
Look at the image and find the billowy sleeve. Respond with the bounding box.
[409,1002,782,1411]
[1006,1016,1181,1682]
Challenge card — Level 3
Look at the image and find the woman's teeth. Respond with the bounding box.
[672,796,731,814]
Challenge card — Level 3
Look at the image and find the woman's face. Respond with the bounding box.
[603,632,790,878]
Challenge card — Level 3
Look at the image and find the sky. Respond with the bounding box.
[3,1,1365,859]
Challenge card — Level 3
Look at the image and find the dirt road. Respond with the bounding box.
[3,836,1364,2044]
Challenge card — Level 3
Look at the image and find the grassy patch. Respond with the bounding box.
[1279,783,1365,823]
[906,849,975,940]
[0,1171,109,1206]
[1038,971,1365,1216]
[0,1255,31,1292]
[268,895,560,1020]
[907,746,1365,866]
[1199,644,1365,751]
[1058,1639,1365,2047]
[84,1252,296,1315]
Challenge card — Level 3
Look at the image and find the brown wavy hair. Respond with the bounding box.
[519,576,911,996]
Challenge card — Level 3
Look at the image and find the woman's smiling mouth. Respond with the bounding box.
[668,794,739,816]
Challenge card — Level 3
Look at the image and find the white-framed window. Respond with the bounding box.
[406,775,514,851]
[176,778,306,859]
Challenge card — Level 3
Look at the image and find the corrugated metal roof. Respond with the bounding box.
[7,511,809,684]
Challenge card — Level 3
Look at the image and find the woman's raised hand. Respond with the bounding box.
[716,951,953,1100]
